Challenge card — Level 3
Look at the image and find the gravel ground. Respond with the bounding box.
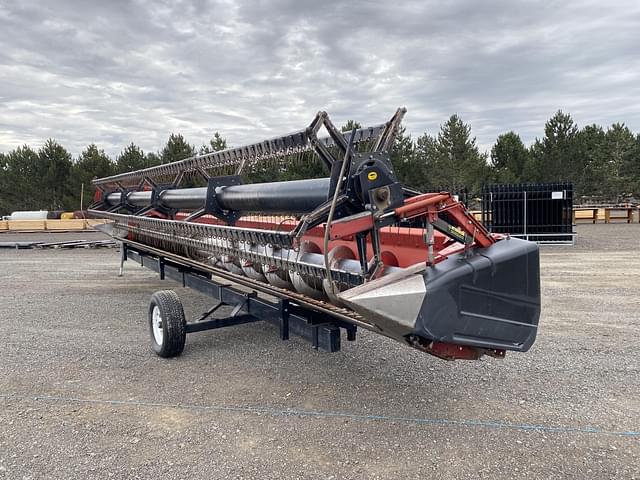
[1,225,639,479]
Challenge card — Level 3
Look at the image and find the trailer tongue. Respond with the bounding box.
[89,108,540,361]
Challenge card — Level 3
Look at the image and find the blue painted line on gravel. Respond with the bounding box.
[2,393,639,438]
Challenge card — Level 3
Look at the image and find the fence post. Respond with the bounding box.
[523,190,528,241]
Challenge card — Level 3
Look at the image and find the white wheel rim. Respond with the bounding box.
[152,305,164,345]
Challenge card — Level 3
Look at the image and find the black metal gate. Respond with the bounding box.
[481,182,574,244]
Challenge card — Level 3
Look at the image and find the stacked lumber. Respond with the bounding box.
[7,220,47,231]
[45,219,86,230]
[0,219,109,232]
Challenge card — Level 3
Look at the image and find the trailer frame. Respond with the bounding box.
[120,242,358,354]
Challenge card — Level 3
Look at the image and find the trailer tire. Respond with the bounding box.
[149,290,186,358]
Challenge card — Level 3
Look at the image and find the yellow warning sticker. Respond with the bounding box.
[367,171,378,181]
[448,225,466,241]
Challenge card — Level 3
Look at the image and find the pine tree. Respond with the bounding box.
[116,143,148,173]
[70,144,114,209]
[1,146,41,213]
[576,124,607,199]
[623,134,640,197]
[161,134,195,164]
[431,115,489,193]
[390,127,417,189]
[341,120,362,133]
[530,111,580,184]
[200,132,228,154]
[146,152,162,167]
[0,152,6,214]
[605,123,636,198]
[38,139,73,210]
[490,132,530,183]
[412,132,437,191]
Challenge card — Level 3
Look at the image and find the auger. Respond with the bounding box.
[89,108,540,361]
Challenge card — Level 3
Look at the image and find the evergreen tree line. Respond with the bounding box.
[0,132,228,214]
[389,111,640,202]
[1,111,639,215]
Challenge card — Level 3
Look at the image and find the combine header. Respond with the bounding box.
[89,109,540,361]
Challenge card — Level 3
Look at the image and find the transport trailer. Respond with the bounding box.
[90,109,541,361]
[118,240,356,355]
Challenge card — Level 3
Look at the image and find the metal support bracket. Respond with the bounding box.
[105,187,139,213]
[186,175,243,224]
[279,299,290,341]
[185,291,260,334]
[118,242,127,277]
[150,184,176,213]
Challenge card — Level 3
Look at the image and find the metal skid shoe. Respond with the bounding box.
[147,289,261,358]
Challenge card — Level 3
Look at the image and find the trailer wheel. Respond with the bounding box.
[148,290,186,358]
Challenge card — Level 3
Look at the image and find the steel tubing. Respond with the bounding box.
[105,178,331,214]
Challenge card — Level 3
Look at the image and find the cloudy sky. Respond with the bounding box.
[1,0,639,158]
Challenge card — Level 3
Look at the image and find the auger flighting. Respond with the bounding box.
[90,109,541,360]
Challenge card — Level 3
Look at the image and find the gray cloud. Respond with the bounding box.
[1,0,639,158]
